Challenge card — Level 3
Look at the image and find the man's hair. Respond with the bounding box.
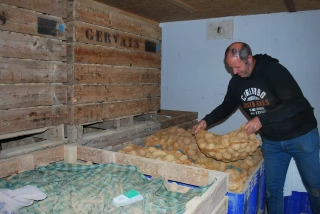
[225,42,252,62]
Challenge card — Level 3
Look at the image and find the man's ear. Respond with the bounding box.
[247,55,253,64]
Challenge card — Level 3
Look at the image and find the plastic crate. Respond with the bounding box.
[284,191,312,214]
[226,161,266,214]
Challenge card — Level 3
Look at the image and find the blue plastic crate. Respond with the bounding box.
[226,161,266,214]
[284,191,312,214]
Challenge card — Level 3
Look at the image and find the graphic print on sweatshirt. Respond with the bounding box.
[241,87,270,116]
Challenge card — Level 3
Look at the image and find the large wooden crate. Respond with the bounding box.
[0,125,68,159]
[65,109,198,150]
[65,112,161,148]
[158,109,198,129]
[0,0,68,135]
[66,0,161,126]
[0,145,228,214]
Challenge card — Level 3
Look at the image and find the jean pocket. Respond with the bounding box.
[296,129,319,153]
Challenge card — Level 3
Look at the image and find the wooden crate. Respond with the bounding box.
[65,109,198,149]
[0,125,68,159]
[211,196,228,214]
[66,0,161,126]
[0,0,67,18]
[0,0,68,135]
[65,112,161,149]
[158,109,198,129]
[0,145,228,214]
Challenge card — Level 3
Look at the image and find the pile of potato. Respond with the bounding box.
[119,126,263,192]
[144,126,202,161]
[195,125,261,162]
[119,143,193,165]
[224,149,263,192]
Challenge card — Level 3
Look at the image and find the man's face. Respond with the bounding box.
[226,56,250,78]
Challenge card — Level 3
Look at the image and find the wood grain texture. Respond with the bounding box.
[158,109,198,129]
[67,21,160,52]
[0,31,66,61]
[70,97,160,124]
[78,121,160,148]
[72,64,160,84]
[0,105,68,135]
[0,0,67,18]
[70,43,160,68]
[33,146,64,166]
[69,0,161,40]
[72,84,160,104]
[95,0,320,23]
[0,4,66,39]
[0,85,67,109]
[0,58,68,83]
[0,159,18,178]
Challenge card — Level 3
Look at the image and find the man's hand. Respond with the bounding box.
[192,120,207,134]
[244,116,262,135]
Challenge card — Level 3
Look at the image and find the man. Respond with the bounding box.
[192,42,320,213]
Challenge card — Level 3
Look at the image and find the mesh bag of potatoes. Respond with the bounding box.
[195,125,261,162]
[228,148,263,175]
[225,148,263,192]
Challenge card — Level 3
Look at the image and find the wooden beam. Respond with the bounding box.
[166,0,198,13]
[284,0,296,12]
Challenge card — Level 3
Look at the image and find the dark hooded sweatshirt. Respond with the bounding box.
[203,54,317,141]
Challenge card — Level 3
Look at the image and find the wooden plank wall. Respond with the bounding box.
[0,1,68,135]
[66,0,161,125]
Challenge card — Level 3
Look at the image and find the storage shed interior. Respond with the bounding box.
[0,0,319,213]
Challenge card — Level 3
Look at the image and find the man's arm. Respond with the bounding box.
[192,83,239,134]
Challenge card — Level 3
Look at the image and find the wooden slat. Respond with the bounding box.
[0,31,66,61]
[0,58,68,83]
[0,4,66,39]
[158,110,198,129]
[64,145,77,164]
[70,0,161,40]
[78,121,160,148]
[0,127,49,140]
[209,196,228,214]
[70,98,160,125]
[69,43,160,68]
[175,120,198,130]
[0,0,67,18]
[115,152,167,178]
[77,146,114,163]
[68,21,160,52]
[73,64,160,84]
[0,140,67,159]
[72,84,160,104]
[0,85,67,109]
[0,105,68,135]
[165,0,198,12]
[0,159,18,178]
[33,145,64,166]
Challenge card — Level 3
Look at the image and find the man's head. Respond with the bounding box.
[225,42,255,78]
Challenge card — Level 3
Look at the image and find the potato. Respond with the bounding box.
[165,154,175,161]
[153,150,167,157]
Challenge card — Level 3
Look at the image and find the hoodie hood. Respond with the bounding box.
[252,54,279,77]
[254,54,279,63]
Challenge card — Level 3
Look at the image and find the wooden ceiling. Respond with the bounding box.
[95,0,320,23]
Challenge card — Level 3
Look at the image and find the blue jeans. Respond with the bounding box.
[262,128,320,214]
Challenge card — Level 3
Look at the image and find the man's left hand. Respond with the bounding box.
[244,116,262,135]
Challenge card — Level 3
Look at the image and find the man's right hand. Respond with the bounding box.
[192,120,207,134]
